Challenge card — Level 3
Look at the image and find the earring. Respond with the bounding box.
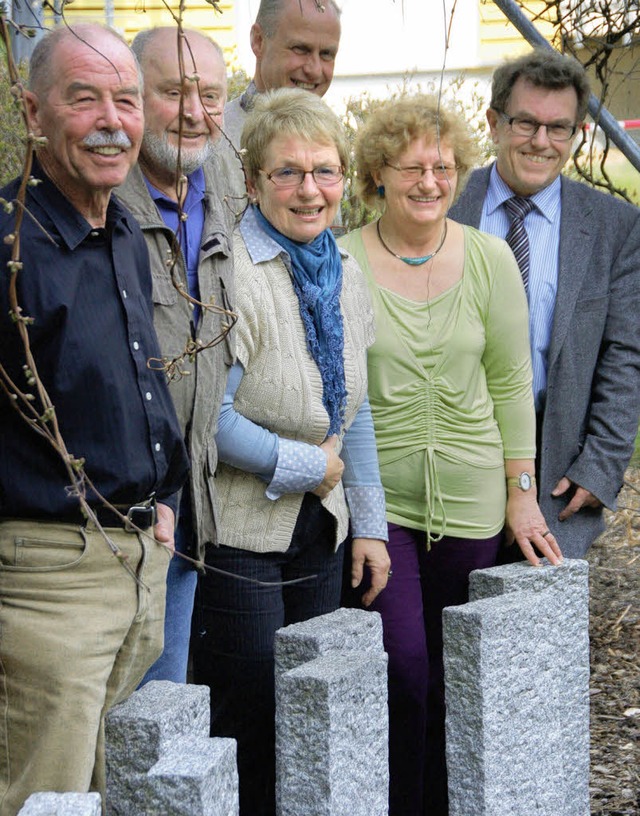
[377,185,385,198]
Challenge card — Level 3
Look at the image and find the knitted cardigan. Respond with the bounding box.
[214,229,375,553]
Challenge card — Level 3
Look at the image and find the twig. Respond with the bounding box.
[612,604,632,629]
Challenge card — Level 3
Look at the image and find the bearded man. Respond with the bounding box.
[0,24,189,813]
[117,26,235,684]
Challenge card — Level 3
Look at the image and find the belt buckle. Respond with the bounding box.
[124,497,156,532]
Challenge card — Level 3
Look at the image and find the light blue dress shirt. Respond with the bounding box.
[480,165,561,410]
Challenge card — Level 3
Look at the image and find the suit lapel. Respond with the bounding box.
[449,165,492,227]
[547,178,597,370]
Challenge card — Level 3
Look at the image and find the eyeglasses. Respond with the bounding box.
[496,111,577,142]
[383,161,459,182]
[260,165,344,188]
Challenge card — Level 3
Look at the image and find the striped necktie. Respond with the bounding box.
[504,196,535,292]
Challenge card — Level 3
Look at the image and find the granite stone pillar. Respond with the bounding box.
[275,609,389,816]
[105,680,238,816]
[443,559,590,816]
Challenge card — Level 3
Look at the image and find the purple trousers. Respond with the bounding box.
[368,524,501,816]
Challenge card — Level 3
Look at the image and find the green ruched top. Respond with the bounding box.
[338,224,536,540]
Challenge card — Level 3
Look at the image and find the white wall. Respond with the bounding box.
[334,0,479,75]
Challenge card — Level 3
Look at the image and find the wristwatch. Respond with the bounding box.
[506,472,536,491]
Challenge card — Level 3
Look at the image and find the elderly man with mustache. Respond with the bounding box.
[0,23,188,815]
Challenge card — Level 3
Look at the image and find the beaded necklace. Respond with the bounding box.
[376,218,448,267]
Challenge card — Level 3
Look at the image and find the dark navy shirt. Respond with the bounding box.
[0,163,189,521]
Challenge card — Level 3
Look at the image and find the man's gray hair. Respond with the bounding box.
[255,0,341,38]
[29,23,142,96]
[131,26,224,67]
[490,47,591,123]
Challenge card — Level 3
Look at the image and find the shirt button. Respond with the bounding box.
[122,289,128,299]
[90,230,99,237]
[133,341,140,350]
[145,391,152,401]
[155,442,161,452]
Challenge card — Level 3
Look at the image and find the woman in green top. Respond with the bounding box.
[339,94,563,816]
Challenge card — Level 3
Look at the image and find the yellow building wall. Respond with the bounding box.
[479,1,555,63]
[44,1,239,65]
[477,2,639,121]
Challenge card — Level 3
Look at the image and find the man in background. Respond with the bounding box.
[219,0,342,203]
[450,48,640,558]
[117,26,235,684]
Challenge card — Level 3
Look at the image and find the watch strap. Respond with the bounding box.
[506,473,536,490]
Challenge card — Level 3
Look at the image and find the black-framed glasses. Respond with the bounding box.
[383,161,459,181]
[496,111,577,142]
[260,165,344,188]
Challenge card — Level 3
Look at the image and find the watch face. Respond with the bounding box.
[520,472,532,491]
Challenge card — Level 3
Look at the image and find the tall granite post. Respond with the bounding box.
[274,608,389,816]
[105,680,239,816]
[443,559,590,816]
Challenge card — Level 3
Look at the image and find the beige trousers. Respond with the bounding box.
[0,519,170,816]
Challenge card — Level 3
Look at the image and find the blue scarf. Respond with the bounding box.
[253,206,347,435]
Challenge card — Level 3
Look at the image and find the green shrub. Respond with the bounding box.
[226,64,250,104]
[632,427,640,467]
[0,61,28,187]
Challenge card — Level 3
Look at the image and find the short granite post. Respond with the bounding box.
[18,792,102,815]
[275,609,388,816]
[105,680,239,816]
[443,559,590,816]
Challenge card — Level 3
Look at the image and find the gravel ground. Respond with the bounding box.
[588,466,640,816]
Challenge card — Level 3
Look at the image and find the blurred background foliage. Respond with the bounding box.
[0,59,27,186]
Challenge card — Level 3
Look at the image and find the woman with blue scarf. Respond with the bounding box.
[192,88,390,816]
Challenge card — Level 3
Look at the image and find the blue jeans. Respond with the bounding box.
[191,493,344,816]
[140,498,197,685]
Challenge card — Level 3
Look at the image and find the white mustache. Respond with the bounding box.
[83,130,132,149]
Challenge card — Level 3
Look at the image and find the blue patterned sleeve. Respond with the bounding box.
[266,438,326,500]
[342,398,388,541]
[215,361,278,480]
[215,361,326,500]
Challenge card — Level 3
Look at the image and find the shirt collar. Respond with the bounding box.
[485,162,561,223]
[28,158,130,250]
[240,204,284,264]
[144,165,206,209]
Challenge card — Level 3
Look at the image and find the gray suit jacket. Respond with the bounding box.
[450,165,640,557]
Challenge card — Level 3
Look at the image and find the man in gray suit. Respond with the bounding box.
[450,48,640,559]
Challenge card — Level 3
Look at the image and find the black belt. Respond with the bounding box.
[90,497,157,531]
